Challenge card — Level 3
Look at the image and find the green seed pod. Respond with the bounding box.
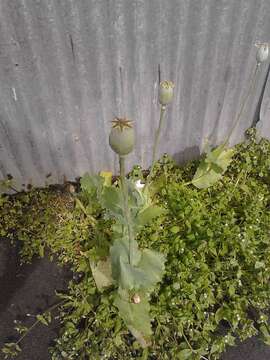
[256,43,269,64]
[109,118,135,156]
[159,80,174,106]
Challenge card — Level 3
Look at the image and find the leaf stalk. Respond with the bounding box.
[224,63,260,145]
[145,104,167,190]
[119,155,135,266]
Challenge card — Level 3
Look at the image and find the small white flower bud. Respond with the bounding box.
[135,179,145,189]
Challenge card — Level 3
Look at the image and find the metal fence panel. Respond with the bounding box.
[0,0,269,188]
[259,67,270,138]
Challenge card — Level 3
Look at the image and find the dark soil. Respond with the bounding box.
[221,337,270,360]
[0,239,270,360]
[0,238,71,360]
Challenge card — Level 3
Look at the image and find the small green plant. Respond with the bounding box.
[2,302,61,359]
[191,42,269,189]
[76,81,175,346]
[0,176,18,197]
[80,117,167,346]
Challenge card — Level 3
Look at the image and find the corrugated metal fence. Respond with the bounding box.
[0,0,269,188]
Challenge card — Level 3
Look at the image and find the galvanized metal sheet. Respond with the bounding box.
[0,0,270,188]
[259,65,270,138]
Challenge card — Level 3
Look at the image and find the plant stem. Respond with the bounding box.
[75,197,97,226]
[231,169,245,193]
[144,105,167,190]
[182,331,194,352]
[119,155,126,184]
[10,185,19,193]
[183,64,259,189]
[15,300,66,346]
[201,355,210,360]
[119,155,134,266]
[182,331,209,360]
[224,63,259,146]
[152,105,167,164]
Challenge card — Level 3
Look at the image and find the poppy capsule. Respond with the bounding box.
[109,118,135,156]
[256,43,269,64]
[159,80,174,106]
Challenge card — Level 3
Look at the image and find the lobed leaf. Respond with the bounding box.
[136,206,166,227]
[90,257,113,291]
[114,292,152,347]
[192,145,234,188]
[80,173,104,196]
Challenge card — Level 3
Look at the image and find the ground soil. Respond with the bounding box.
[0,239,270,360]
[0,238,71,360]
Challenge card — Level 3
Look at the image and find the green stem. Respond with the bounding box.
[119,155,134,266]
[15,300,66,346]
[231,169,245,192]
[144,105,167,191]
[152,105,167,164]
[182,331,194,352]
[119,155,126,184]
[182,331,209,360]
[183,64,259,189]
[75,197,97,226]
[224,63,259,146]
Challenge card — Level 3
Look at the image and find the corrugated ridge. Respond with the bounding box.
[0,0,269,189]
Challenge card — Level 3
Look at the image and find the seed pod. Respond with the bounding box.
[256,43,269,64]
[132,294,141,304]
[109,118,135,156]
[159,80,174,106]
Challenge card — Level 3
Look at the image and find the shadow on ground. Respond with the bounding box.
[0,238,71,360]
